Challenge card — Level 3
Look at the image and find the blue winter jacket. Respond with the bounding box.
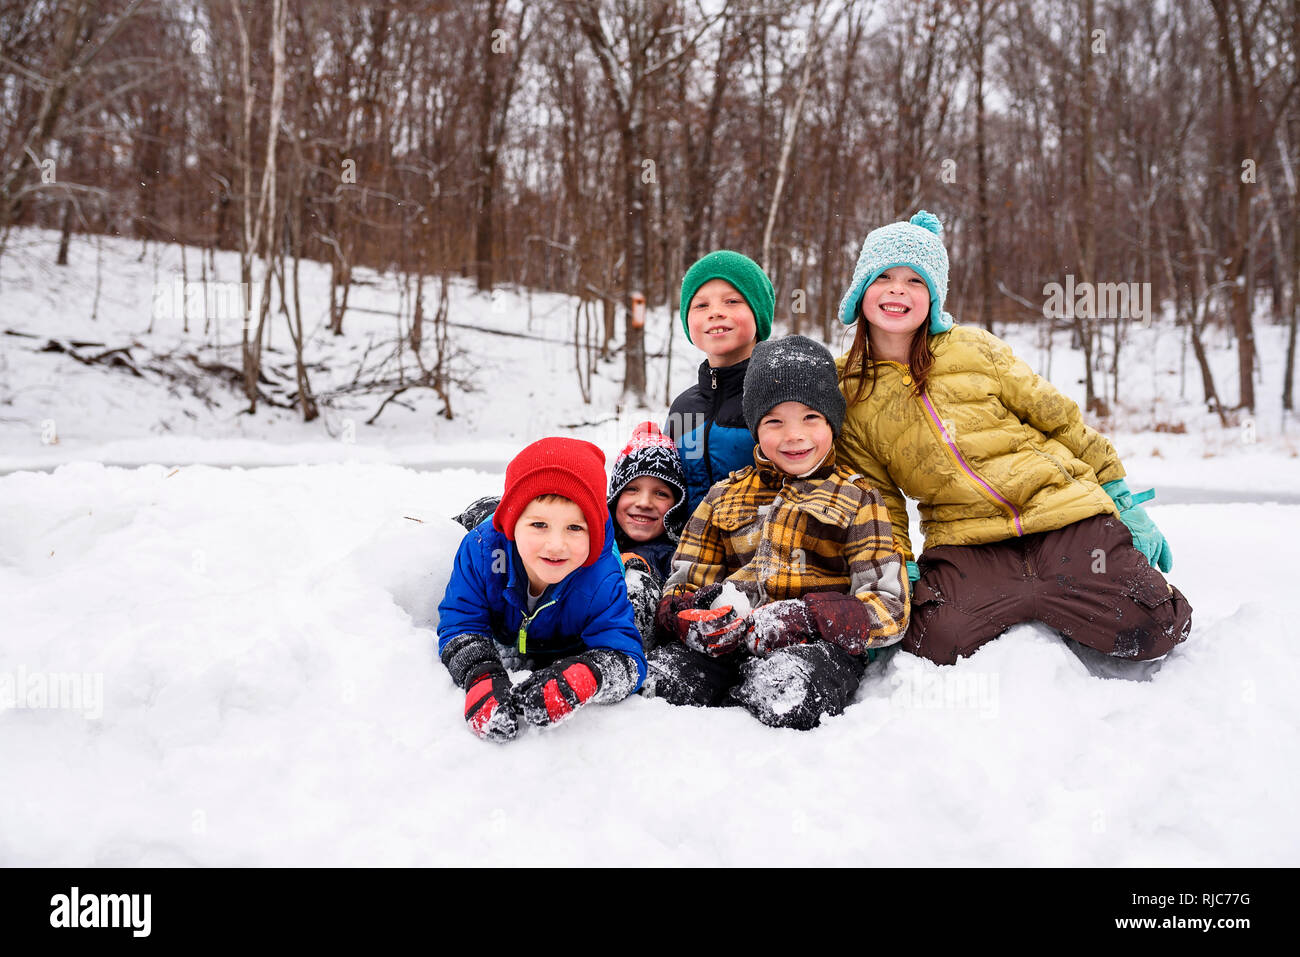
[437,515,647,687]
[665,358,755,516]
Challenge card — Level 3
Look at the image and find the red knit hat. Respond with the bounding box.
[493,437,609,566]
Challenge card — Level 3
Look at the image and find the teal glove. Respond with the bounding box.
[1102,479,1173,573]
[885,561,924,665]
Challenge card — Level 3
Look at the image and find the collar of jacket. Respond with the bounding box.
[752,445,838,486]
[696,356,750,393]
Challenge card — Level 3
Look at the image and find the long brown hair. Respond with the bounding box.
[839,298,935,404]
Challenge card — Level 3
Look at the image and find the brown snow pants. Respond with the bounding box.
[904,513,1193,665]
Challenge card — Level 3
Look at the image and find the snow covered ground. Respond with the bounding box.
[0,462,1295,866]
[1,228,1298,865]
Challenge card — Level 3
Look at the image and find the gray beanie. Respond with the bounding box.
[742,335,847,439]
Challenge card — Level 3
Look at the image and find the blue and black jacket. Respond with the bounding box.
[436,515,647,687]
[665,358,755,516]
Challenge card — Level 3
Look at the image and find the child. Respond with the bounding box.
[606,422,689,648]
[666,250,775,516]
[649,335,910,730]
[437,437,646,742]
[834,210,1193,666]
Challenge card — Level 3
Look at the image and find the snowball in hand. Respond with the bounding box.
[710,581,753,617]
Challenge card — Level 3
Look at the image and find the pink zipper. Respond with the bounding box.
[920,391,1024,536]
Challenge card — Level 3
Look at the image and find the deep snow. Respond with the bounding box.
[1,227,1298,866]
[0,462,1295,866]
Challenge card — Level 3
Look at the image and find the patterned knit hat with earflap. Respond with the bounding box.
[838,210,956,334]
[493,437,609,566]
[607,422,689,542]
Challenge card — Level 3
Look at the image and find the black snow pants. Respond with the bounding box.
[643,640,867,731]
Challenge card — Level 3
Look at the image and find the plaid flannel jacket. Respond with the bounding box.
[663,447,910,649]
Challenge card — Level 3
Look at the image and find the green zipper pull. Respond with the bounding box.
[517,599,556,655]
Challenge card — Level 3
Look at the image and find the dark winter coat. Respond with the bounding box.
[614,530,677,582]
[665,358,755,517]
[437,516,647,686]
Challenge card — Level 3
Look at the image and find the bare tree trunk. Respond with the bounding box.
[1209,0,1258,411]
[1281,114,1299,411]
[621,115,649,403]
[818,9,859,341]
[761,1,838,278]
[681,15,741,266]
[243,0,286,412]
[230,0,257,405]
[1180,176,1228,422]
[1078,0,1100,413]
[974,0,995,330]
[56,197,73,265]
[475,0,502,292]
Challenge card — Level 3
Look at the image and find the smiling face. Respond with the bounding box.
[861,265,931,347]
[756,401,834,476]
[614,476,676,543]
[511,496,591,595]
[687,279,757,366]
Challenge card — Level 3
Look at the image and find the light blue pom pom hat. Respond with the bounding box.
[838,210,955,334]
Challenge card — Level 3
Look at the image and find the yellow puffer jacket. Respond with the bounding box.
[835,326,1123,563]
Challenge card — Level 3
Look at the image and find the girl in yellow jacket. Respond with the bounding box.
[834,211,1192,665]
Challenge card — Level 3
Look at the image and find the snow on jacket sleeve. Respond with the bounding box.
[804,480,910,654]
[984,332,1126,486]
[835,419,915,564]
[577,569,647,690]
[436,528,495,658]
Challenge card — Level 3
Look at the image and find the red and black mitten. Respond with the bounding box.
[463,669,519,742]
[440,632,519,743]
[744,599,816,656]
[512,648,639,728]
[803,592,878,656]
[678,605,749,656]
[657,584,747,656]
[656,591,698,643]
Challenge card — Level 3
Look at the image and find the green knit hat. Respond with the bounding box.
[678,250,774,344]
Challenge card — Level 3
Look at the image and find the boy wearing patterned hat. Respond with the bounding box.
[666,250,776,516]
[607,421,689,648]
[649,336,910,730]
[437,437,646,742]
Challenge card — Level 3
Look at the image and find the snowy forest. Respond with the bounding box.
[2,0,1298,423]
[1,0,1298,871]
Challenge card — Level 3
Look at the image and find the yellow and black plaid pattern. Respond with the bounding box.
[665,448,910,644]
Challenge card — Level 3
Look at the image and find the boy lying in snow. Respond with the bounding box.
[650,336,910,730]
[437,437,645,742]
[452,421,690,652]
